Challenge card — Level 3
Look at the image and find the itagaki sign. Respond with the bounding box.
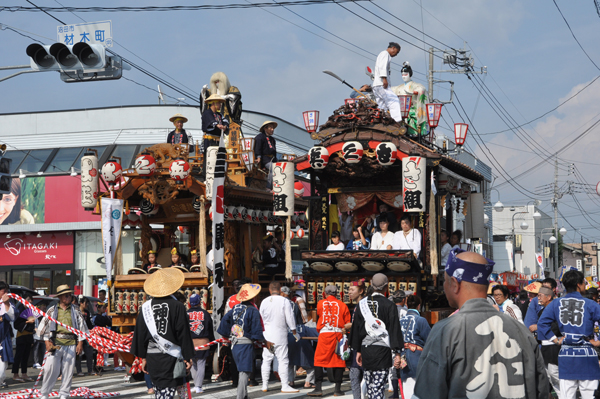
[0,232,73,266]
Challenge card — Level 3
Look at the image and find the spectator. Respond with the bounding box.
[346,226,370,250]
[75,297,95,376]
[12,295,35,382]
[492,285,524,323]
[32,301,48,369]
[326,231,345,251]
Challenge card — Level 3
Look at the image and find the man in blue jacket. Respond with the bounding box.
[538,270,600,399]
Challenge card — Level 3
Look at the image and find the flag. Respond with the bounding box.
[211,133,227,334]
[101,197,123,281]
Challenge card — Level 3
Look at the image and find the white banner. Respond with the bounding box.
[212,134,227,335]
[101,197,123,281]
[205,146,219,199]
[273,161,295,216]
[402,156,425,212]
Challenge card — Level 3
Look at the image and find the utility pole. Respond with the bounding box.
[582,235,586,278]
[552,157,560,277]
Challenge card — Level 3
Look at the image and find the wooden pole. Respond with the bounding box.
[286,215,292,280]
[429,190,438,276]
[199,196,207,270]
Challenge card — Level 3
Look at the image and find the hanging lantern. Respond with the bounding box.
[454,123,469,146]
[426,103,443,128]
[376,142,397,166]
[80,150,99,210]
[226,206,237,221]
[101,159,122,185]
[267,211,276,225]
[308,146,329,169]
[134,153,157,176]
[192,196,202,213]
[290,230,295,240]
[298,213,307,229]
[252,210,261,224]
[297,229,305,239]
[169,158,190,181]
[398,95,412,119]
[303,110,320,133]
[294,181,305,198]
[291,215,298,229]
[260,210,269,224]
[140,199,159,215]
[342,141,363,164]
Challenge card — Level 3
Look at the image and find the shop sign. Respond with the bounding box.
[0,232,73,266]
[402,156,425,212]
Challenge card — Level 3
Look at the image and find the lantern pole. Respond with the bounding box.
[199,195,207,270]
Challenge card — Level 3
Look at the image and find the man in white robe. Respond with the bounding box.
[372,42,402,122]
[260,281,299,393]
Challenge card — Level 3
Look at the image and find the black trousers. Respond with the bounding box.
[76,340,95,374]
[314,367,344,384]
[12,335,33,374]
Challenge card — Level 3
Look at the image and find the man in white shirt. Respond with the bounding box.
[372,42,402,122]
[260,282,299,393]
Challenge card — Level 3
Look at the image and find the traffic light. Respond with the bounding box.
[26,42,106,71]
[25,42,125,82]
[0,144,12,196]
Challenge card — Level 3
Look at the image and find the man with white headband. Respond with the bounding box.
[412,248,548,399]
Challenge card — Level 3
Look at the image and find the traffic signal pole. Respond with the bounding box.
[0,65,42,83]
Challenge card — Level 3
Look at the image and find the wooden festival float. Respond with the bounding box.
[294,96,484,324]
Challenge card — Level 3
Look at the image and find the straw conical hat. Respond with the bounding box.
[260,120,278,132]
[169,113,188,123]
[524,281,542,294]
[236,283,261,302]
[205,94,225,103]
[144,267,185,297]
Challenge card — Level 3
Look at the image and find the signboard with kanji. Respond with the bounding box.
[57,21,113,47]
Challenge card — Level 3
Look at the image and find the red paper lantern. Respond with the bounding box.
[308,146,329,169]
[376,142,397,166]
[135,153,156,176]
[101,159,122,185]
[297,229,305,239]
[294,181,305,198]
[303,111,320,133]
[342,141,363,164]
[290,231,295,240]
[169,159,190,181]
[454,123,469,146]
[426,103,443,128]
[398,95,412,119]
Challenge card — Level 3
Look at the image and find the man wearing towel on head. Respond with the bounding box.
[413,248,548,399]
[349,274,402,399]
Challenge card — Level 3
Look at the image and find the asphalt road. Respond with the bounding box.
[0,368,357,399]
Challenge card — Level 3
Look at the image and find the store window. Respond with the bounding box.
[0,272,8,284]
[12,270,30,287]
[52,270,70,293]
[33,270,51,295]
[46,147,84,173]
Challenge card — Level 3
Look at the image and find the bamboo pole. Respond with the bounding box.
[199,196,207,270]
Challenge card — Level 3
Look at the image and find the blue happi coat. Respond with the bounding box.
[217,303,264,372]
[399,309,430,380]
[538,291,600,380]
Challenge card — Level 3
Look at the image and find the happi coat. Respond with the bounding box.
[349,293,402,371]
[399,308,430,380]
[217,303,264,372]
[314,295,350,368]
[538,291,600,380]
[131,296,195,389]
[413,298,548,399]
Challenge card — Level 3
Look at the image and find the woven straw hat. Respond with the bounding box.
[524,281,542,294]
[260,120,278,132]
[169,113,188,123]
[55,284,74,296]
[205,94,225,103]
[236,283,261,302]
[144,267,185,297]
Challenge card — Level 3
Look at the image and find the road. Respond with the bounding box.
[1,369,357,399]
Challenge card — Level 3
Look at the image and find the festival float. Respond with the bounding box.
[293,73,485,324]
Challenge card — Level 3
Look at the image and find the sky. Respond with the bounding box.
[1,0,600,244]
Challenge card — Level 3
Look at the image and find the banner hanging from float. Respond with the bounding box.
[211,135,227,335]
[101,197,123,282]
[402,156,425,212]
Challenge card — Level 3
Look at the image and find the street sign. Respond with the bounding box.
[576,259,582,271]
[57,21,113,48]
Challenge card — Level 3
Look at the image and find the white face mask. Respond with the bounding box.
[402,73,411,82]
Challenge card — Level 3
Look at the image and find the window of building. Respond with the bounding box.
[18,149,53,174]
[46,147,84,173]
[6,150,29,174]
[107,145,139,168]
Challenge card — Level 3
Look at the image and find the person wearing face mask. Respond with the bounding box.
[254,121,278,189]
[391,62,429,137]
[372,42,402,123]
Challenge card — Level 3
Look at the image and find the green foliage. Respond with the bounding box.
[20,177,45,223]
